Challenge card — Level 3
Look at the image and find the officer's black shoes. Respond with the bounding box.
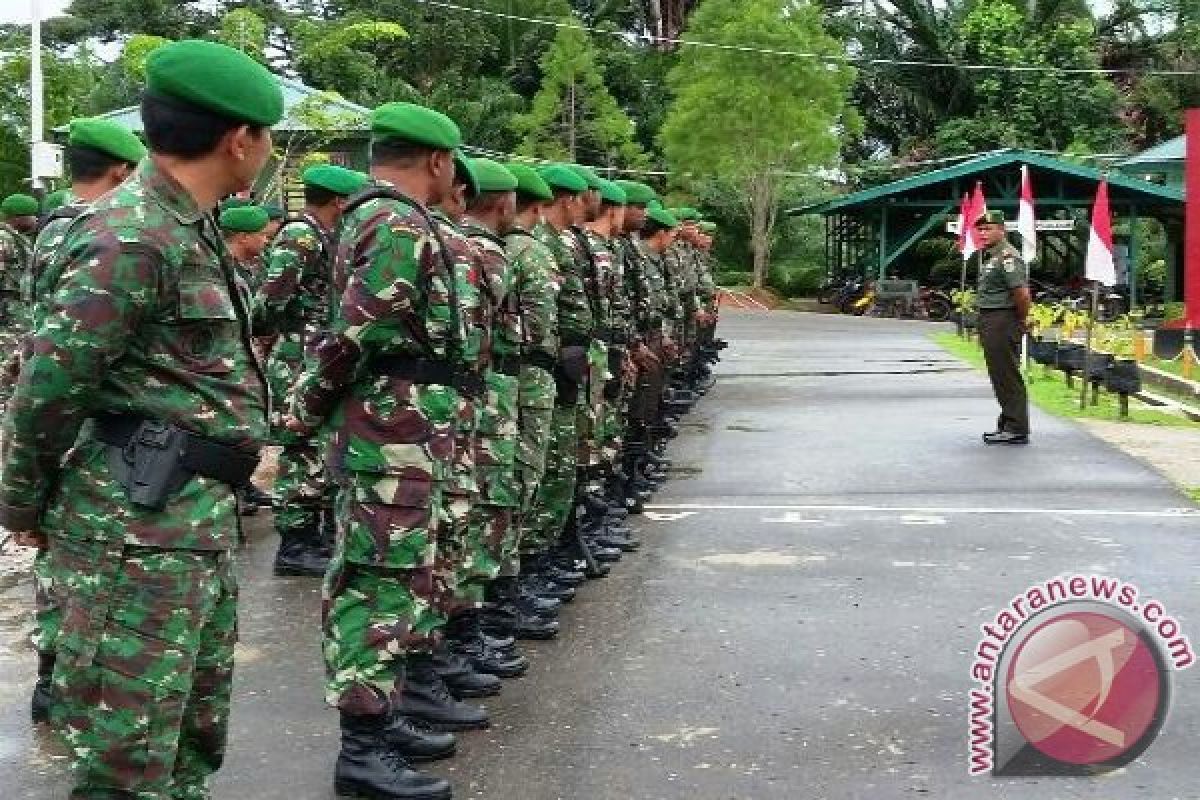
[382,713,457,763]
[982,431,1030,446]
[335,713,452,800]
[30,652,56,723]
[400,656,491,731]
[273,532,330,577]
[431,647,502,699]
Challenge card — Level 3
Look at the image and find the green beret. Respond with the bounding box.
[146,40,283,127]
[507,163,552,201]
[453,150,479,198]
[980,210,1006,224]
[538,164,588,194]
[69,117,146,165]
[42,188,72,212]
[598,179,627,205]
[220,205,269,233]
[471,158,518,193]
[302,164,368,196]
[615,180,656,206]
[219,197,254,213]
[371,102,462,150]
[647,198,664,211]
[568,164,603,191]
[646,206,679,230]
[672,207,701,222]
[698,221,718,234]
[262,204,285,221]
[1,194,39,217]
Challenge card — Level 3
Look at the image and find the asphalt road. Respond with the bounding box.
[1,308,1198,799]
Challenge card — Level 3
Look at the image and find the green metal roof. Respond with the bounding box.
[1118,135,1183,172]
[793,149,1182,216]
[53,75,369,135]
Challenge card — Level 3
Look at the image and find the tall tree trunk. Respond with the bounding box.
[749,172,773,289]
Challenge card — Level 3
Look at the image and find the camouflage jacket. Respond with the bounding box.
[664,241,698,318]
[0,159,268,545]
[0,221,31,300]
[505,225,560,362]
[534,221,593,345]
[605,235,633,342]
[695,248,717,310]
[567,227,611,337]
[618,234,656,337]
[463,219,523,362]
[256,213,333,339]
[433,211,489,373]
[290,186,471,480]
[26,189,80,312]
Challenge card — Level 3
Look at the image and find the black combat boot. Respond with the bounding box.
[31,651,56,723]
[526,553,585,587]
[382,712,457,763]
[519,573,576,603]
[480,595,559,641]
[318,506,337,558]
[430,643,502,699]
[273,522,330,577]
[334,712,453,800]
[446,613,528,679]
[398,655,490,731]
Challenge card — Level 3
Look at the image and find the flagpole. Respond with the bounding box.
[1081,281,1099,409]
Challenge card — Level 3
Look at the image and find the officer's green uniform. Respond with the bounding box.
[0,40,282,799]
[975,213,1030,437]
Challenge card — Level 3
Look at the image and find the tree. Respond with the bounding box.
[512,22,649,167]
[218,8,269,62]
[660,0,855,288]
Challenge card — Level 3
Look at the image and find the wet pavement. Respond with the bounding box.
[2,308,1199,799]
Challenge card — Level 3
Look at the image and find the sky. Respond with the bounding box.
[0,1,73,25]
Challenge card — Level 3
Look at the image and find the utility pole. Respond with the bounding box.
[29,0,44,191]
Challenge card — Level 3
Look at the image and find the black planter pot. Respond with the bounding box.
[1056,343,1086,372]
[1030,338,1057,365]
[1105,359,1142,395]
[1085,352,1115,382]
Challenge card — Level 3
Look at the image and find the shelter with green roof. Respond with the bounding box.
[792,149,1185,304]
[51,75,369,211]
[1117,135,1184,189]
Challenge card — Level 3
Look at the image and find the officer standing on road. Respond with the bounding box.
[975,210,1031,445]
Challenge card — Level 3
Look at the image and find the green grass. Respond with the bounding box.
[932,332,1195,428]
[1183,487,1200,505]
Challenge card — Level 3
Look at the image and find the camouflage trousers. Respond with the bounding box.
[273,434,333,537]
[512,364,556,569]
[32,546,61,655]
[322,476,447,716]
[49,536,237,800]
[524,401,579,555]
[575,341,609,468]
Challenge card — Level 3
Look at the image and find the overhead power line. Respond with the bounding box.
[406,0,1200,78]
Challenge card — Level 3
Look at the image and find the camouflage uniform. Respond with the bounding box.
[565,228,610,470]
[256,216,336,540]
[601,235,633,465]
[431,210,487,611]
[504,226,560,564]
[291,185,471,717]
[0,220,32,407]
[462,219,522,591]
[0,160,266,798]
[526,221,593,549]
[666,240,699,355]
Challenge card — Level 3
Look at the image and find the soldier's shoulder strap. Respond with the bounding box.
[340,186,463,358]
[279,213,334,259]
[36,204,85,236]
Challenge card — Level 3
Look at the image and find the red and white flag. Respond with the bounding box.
[1017,165,1036,263]
[1085,179,1116,286]
[959,182,989,261]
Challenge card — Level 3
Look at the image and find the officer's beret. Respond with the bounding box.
[219,197,254,213]
[538,164,588,194]
[453,151,479,198]
[471,158,518,193]
[146,40,283,127]
[615,180,656,206]
[980,210,1006,224]
[1,194,39,217]
[220,205,270,233]
[647,198,664,211]
[672,207,701,222]
[42,188,71,212]
[646,206,679,230]
[507,163,552,201]
[302,164,368,196]
[568,164,604,191]
[598,179,627,206]
[371,102,462,150]
[68,117,147,165]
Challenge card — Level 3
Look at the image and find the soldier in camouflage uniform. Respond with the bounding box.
[0,40,282,799]
[256,164,366,577]
[220,205,272,305]
[0,194,37,382]
[287,103,490,800]
[19,116,146,726]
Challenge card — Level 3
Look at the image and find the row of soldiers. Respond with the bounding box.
[0,39,724,800]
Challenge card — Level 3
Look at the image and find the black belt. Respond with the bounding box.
[527,351,556,372]
[561,333,591,348]
[492,354,521,377]
[92,413,260,489]
[366,355,485,398]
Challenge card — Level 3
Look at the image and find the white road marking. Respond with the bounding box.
[645,503,1199,519]
[644,511,700,522]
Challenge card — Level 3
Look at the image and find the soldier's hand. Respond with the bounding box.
[11,530,46,549]
[285,415,313,436]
